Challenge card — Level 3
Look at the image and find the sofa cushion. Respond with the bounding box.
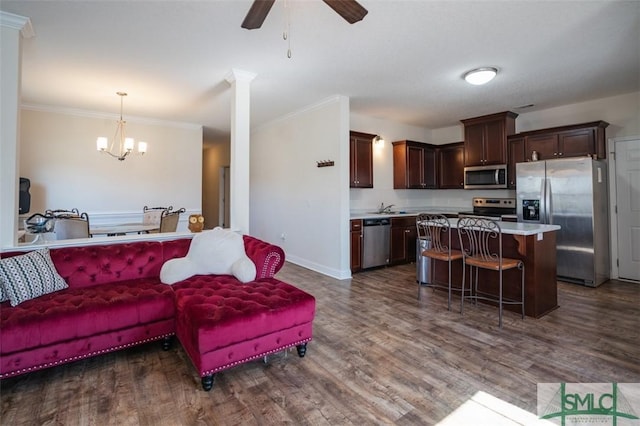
[0,278,175,355]
[0,248,68,306]
[173,276,315,355]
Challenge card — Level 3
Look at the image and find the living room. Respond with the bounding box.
[1,1,639,423]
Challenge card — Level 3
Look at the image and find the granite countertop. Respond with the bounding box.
[451,221,560,236]
[350,207,461,220]
[350,209,560,236]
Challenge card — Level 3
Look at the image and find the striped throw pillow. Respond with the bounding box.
[0,248,68,306]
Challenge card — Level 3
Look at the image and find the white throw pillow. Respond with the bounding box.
[160,227,257,284]
[0,248,68,306]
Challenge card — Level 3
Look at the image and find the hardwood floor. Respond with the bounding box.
[1,263,639,425]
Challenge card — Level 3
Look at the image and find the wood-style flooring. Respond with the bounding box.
[1,262,639,425]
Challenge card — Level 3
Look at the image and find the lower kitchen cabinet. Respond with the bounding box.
[350,219,363,273]
[389,216,417,265]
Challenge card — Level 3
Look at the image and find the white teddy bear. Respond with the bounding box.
[160,227,257,285]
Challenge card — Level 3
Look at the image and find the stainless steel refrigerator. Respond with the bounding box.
[516,157,610,287]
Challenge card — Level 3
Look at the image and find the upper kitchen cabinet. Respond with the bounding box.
[507,136,525,189]
[521,121,609,161]
[461,111,518,166]
[393,140,437,189]
[350,131,374,188]
[438,142,465,189]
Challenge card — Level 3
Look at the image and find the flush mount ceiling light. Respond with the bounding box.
[463,67,498,85]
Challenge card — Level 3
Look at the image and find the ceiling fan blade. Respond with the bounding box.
[241,0,276,30]
[322,0,368,24]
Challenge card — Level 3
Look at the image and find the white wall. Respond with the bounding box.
[251,96,351,279]
[18,107,203,231]
[431,91,640,143]
[515,92,640,137]
[349,91,640,215]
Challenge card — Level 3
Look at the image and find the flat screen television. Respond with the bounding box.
[19,177,31,214]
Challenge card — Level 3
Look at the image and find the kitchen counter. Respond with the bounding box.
[451,221,560,236]
[350,208,461,221]
[351,211,560,236]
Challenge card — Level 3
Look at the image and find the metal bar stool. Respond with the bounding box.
[456,217,525,328]
[416,213,464,310]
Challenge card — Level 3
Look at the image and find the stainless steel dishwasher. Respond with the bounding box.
[362,218,390,269]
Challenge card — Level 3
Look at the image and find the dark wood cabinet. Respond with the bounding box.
[350,131,374,188]
[520,121,609,161]
[389,216,417,265]
[437,142,465,189]
[461,111,518,166]
[392,140,437,189]
[350,219,363,273]
[507,136,525,189]
[524,133,558,161]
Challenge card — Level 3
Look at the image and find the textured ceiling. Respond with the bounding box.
[1,0,638,141]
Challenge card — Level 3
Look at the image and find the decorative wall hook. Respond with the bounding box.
[316,160,335,168]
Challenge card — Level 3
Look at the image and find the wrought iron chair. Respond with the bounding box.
[456,217,525,328]
[45,208,80,218]
[54,212,90,239]
[416,213,465,310]
[159,208,185,233]
[142,205,172,233]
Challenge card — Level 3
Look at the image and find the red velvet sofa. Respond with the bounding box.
[0,235,315,391]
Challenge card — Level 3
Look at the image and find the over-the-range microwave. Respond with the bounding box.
[463,164,508,189]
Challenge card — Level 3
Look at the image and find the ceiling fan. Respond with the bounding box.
[241,0,368,29]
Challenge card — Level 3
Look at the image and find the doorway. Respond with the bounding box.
[219,166,230,228]
[611,137,640,282]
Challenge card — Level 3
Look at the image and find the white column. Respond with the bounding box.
[225,69,256,235]
[0,12,33,248]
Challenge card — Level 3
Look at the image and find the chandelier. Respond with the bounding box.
[96,92,147,161]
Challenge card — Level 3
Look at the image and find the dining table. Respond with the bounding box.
[89,223,159,237]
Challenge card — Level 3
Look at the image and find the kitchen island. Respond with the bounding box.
[431,220,560,318]
[351,211,560,318]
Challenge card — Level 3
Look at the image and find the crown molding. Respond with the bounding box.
[21,103,202,130]
[0,11,34,38]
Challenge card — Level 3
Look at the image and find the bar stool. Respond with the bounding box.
[416,214,464,310]
[456,217,525,328]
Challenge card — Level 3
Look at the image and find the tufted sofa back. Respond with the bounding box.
[49,241,165,289]
[1,234,286,290]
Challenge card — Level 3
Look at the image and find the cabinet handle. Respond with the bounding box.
[559,152,563,156]
[553,152,557,156]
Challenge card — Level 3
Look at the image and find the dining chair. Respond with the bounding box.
[416,213,465,310]
[142,206,172,233]
[456,217,525,328]
[159,208,185,233]
[54,212,90,240]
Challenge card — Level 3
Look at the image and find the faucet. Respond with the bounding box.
[378,203,395,214]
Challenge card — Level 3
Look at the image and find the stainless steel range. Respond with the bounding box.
[458,197,516,220]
